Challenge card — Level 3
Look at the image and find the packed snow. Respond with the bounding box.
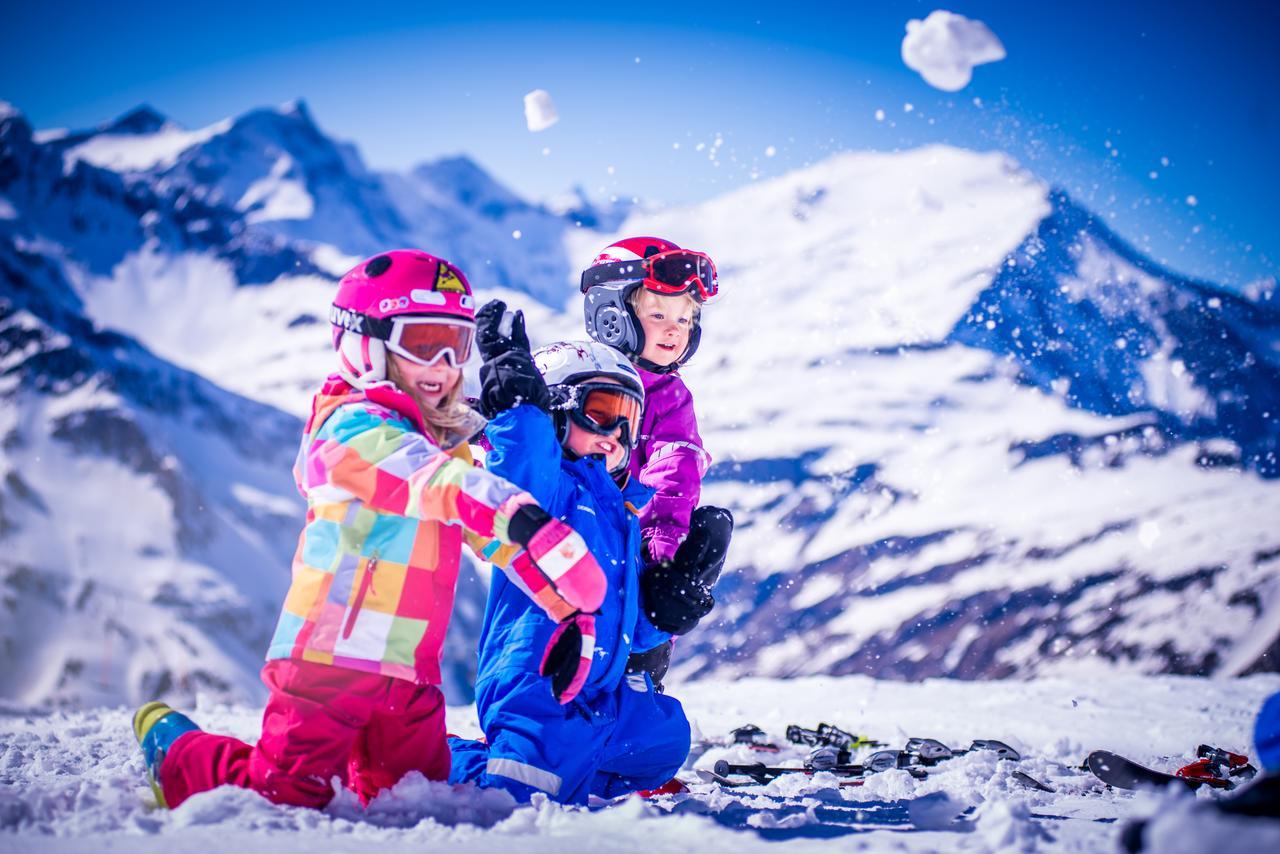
[2,674,1276,851]
[901,10,1007,92]
[524,89,559,132]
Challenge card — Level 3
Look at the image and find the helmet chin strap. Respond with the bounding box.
[634,356,681,374]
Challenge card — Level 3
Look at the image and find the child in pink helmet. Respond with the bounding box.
[132,250,608,811]
[581,237,734,686]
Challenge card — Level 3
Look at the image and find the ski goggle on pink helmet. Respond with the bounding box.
[330,250,476,388]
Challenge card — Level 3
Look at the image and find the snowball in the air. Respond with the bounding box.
[523,90,559,132]
[901,10,1006,92]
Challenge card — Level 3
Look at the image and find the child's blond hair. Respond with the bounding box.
[627,287,701,320]
[386,359,475,441]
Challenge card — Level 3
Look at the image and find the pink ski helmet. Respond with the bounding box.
[330,249,476,388]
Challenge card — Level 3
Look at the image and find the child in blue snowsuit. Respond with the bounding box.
[449,302,692,804]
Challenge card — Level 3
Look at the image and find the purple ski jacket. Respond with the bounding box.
[628,366,711,562]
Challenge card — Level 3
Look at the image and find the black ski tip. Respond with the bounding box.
[1012,770,1056,793]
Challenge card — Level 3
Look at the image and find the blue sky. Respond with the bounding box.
[3,0,1277,287]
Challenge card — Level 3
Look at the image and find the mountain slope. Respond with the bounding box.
[586,146,1280,683]
[3,99,1277,711]
[0,239,302,708]
[44,101,611,307]
[950,190,1280,475]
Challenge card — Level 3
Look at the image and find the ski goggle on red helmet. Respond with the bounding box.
[567,382,644,446]
[579,249,719,301]
[330,307,475,368]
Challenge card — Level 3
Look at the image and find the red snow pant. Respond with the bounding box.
[159,659,450,809]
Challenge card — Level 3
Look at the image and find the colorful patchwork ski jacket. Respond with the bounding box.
[266,375,539,685]
[627,367,711,562]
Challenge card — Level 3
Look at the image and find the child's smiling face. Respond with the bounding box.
[564,376,629,471]
[633,290,697,367]
[388,353,461,411]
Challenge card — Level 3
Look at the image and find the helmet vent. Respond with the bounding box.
[365,255,393,277]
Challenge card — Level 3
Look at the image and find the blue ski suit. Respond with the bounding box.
[449,404,691,804]
[1257,689,1280,773]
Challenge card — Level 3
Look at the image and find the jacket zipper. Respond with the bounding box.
[343,555,377,640]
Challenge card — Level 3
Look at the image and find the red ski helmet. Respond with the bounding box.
[579,236,713,373]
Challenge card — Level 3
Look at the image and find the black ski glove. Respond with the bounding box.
[476,299,530,361]
[476,299,550,417]
[640,506,735,635]
[681,506,735,587]
[626,640,673,692]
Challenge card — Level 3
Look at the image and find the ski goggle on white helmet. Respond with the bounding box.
[534,341,645,447]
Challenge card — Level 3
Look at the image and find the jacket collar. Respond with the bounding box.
[307,374,486,450]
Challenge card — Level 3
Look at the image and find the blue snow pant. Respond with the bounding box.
[449,670,691,805]
[1257,690,1280,773]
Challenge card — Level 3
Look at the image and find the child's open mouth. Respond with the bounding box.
[417,381,443,394]
[657,343,676,352]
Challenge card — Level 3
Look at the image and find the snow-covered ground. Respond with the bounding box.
[3,674,1277,852]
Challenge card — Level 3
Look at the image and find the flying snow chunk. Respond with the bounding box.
[901,10,1006,92]
[523,89,559,132]
[1138,520,1161,549]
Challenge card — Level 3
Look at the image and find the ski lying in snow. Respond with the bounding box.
[712,756,926,784]
[1086,746,1257,791]
[696,764,873,788]
[1011,770,1056,793]
[700,737,1051,791]
[785,723,885,759]
[696,723,781,753]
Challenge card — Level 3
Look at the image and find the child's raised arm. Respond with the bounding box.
[303,405,603,696]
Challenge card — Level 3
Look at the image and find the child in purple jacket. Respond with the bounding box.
[581,236,734,685]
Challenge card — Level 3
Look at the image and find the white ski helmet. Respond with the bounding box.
[534,340,644,394]
[533,341,645,470]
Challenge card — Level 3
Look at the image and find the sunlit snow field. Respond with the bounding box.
[3,674,1277,852]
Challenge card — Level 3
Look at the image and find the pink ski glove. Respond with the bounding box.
[506,505,607,622]
[540,612,596,704]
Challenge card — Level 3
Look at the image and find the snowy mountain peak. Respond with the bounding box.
[275,97,314,121]
[0,104,33,140]
[950,187,1280,475]
[230,99,324,141]
[411,155,530,218]
[105,104,171,135]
